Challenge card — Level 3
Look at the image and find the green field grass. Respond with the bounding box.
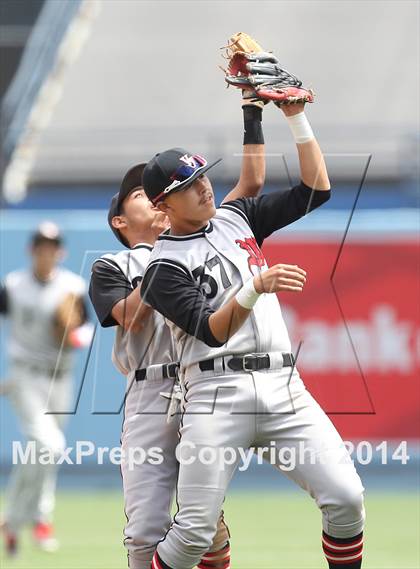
[0,491,418,569]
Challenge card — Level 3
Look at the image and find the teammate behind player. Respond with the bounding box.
[141,102,365,569]
[89,96,267,569]
[0,222,88,556]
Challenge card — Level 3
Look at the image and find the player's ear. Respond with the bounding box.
[157,202,169,214]
[112,215,127,230]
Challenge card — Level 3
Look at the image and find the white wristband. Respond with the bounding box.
[286,112,315,144]
[235,278,261,310]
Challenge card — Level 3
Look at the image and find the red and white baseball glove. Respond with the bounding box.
[223,32,314,105]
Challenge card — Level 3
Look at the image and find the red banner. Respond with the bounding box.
[263,239,420,439]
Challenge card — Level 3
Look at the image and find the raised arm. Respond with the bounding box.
[208,106,331,345]
[221,95,266,203]
[280,103,330,191]
[220,102,331,246]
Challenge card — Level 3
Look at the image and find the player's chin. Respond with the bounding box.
[201,201,216,217]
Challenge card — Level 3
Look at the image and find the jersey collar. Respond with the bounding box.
[158,221,213,241]
[131,243,154,250]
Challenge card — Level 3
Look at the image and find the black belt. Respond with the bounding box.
[135,363,179,382]
[198,353,295,373]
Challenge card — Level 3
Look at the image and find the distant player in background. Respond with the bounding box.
[0,222,89,556]
[89,91,266,569]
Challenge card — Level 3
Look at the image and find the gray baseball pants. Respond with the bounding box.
[156,363,365,569]
[121,371,230,569]
[3,360,71,533]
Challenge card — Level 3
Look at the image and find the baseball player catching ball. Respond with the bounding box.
[0,222,88,556]
[89,89,267,569]
[139,51,366,569]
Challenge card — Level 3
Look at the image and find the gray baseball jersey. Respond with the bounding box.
[89,244,175,376]
[141,181,328,369]
[0,268,86,371]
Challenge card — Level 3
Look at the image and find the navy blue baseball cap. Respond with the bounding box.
[142,148,222,205]
[108,162,147,246]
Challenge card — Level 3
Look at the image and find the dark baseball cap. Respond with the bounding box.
[142,148,222,205]
[31,221,63,247]
[108,162,147,246]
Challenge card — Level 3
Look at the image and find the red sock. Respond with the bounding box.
[151,551,172,569]
[198,542,231,569]
[322,532,363,568]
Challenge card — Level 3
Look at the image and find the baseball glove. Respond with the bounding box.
[53,293,85,347]
[223,32,314,105]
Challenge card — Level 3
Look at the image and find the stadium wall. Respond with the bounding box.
[0,206,418,468]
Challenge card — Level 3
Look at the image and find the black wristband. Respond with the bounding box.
[243,106,264,145]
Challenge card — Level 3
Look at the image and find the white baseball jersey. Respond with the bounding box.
[141,181,330,369]
[89,244,175,376]
[0,268,86,371]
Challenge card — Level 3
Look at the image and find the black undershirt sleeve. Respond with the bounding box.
[89,260,133,327]
[141,261,224,348]
[222,181,331,246]
[0,285,8,315]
